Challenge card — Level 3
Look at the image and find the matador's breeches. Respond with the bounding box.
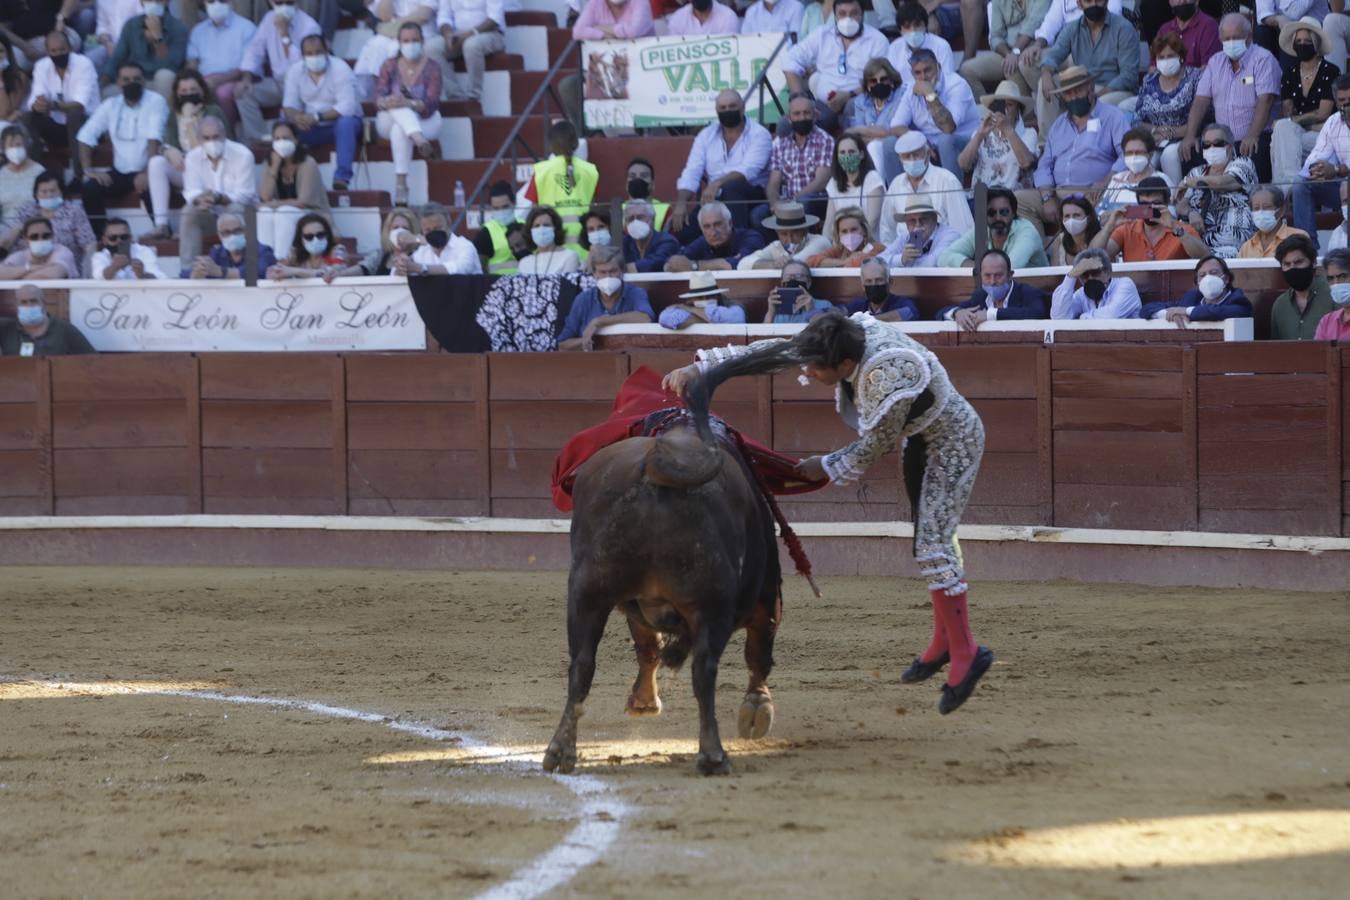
[906,394,985,596]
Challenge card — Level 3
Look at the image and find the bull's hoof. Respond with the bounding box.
[542,742,577,775]
[737,696,774,739]
[696,751,732,776]
[625,694,663,717]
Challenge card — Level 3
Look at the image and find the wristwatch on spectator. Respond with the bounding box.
[1012,47,1022,55]
[1171,225,1185,238]
[924,92,937,102]
[691,260,699,271]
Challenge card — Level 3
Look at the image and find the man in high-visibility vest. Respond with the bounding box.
[625,157,670,233]
[524,120,597,247]
[473,180,521,275]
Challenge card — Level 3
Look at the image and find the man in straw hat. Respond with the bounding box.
[877,129,974,247]
[880,194,960,268]
[1179,12,1279,182]
[738,201,833,270]
[1035,0,1140,142]
[1271,16,1340,188]
[658,270,747,329]
[1033,64,1129,226]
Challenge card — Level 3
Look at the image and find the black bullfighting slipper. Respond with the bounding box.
[900,652,949,684]
[937,646,993,715]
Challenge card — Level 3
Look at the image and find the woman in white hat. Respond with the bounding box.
[1271,16,1340,190]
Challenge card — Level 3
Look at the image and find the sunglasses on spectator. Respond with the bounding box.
[985,207,1013,218]
[302,231,328,239]
[1202,140,1227,148]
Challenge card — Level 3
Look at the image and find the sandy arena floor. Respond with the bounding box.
[1,567,1348,899]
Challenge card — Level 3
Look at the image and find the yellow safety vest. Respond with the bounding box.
[652,199,670,232]
[534,154,599,245]
[483,219,517,275]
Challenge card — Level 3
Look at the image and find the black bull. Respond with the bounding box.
[542,414,783,776]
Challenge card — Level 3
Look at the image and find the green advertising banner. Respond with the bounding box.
[582,32,791,129]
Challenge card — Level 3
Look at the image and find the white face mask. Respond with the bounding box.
[531,225,555,248]
[596,276,623,296]
[587,228,612,246]
[902,158,928,179]
[4,146,26,165]
[1156,57,1181,77]
[1198,274,1227,300]
[486,208,515,226]
[143,2,165,17]
[1202,145,1229,167]
[389,226,411,247]
[272,138,296,158]
[902,29,925,49]
[207,1,230,22]
[304,54,328,73]
[837,16,861,38]
[273,2,295,19]
[1062,214,1088,236]
[400,41,423,60]
[625,218,651,240]
[203,139,225,159]
[1123,153,1149,174]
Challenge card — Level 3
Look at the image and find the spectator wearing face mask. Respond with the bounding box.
[142,70,228,241]
[1314,246,1350,339]
[577,209,613,269]
[939,186,1048,267]
[892,48,981,178]
[177,115,257,262]
[823,133,885,236]
[362,208,421,276]
[1141,254,1253,328]
[394,203,481,276]
[21,30,99,178]
[105,0,190,101]
[1046,194,1100,265]
[957,80,1037,200]
[558,245,655,351]
[1270,17,1339,194]
[1176,123,1257,259]
[843,59,907,184]
[1153,0,1219,70]
[258,120,332,257]
[1238,186,1307,259]
[0,285,94,358]
[374,21,443,208]
[1033,66,1128,229]
[514,205,581,275]
[236,0,323,148]
[621,199,680,273]
[670,90,772,237]
[282,34,363,191]
[353,0,439,99]
[1094,175,1208,262]
[181,211,279,279]
[1099,128,1173,213]
[659,270,747,328]
[757,93,834,232]
[806,205,885,267]
[1034,0,1139,145]
[889,3,957,87]
[781,0,890,131]
[665,0,740,37]
[1270,233,1333,340]
[0,172,96,263]
[0,217,80,280]
[739,201,832,270]
[186,0,258,129]
[1051,248,1141,319]
[269,211,364,280]
[0,125,43,238]
[880,194,959,268]
[623,158,668,231]
[937,248,1049,329]
[665,201,766,272]
[77,63,169,239]
[1135,32,1203,184]
[878,129,973,248]
[473,180,521,275]
[843,256,918,321]
[765,259,834,323]
[90,217,169,280]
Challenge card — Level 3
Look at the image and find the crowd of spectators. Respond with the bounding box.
[3,0,1350,354]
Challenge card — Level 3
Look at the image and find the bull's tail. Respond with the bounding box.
[684,343,803,440]
[643,426,722,488]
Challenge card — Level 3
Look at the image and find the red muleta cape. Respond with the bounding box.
[551,366,825,512]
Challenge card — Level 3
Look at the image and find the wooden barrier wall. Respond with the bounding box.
[0,345,1345,536]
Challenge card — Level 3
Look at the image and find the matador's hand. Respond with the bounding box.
[795,455,828,482]
[662,364,700,397]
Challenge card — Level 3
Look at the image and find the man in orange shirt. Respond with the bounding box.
[1094,175,1210,262]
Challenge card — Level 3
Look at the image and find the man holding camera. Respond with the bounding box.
[1091,175,1209,262]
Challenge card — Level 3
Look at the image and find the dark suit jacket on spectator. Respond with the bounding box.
[623,231,680,272]
[0,318,95,357]
[179,243,278,279]
[1140,287,1253,321]
[679,228,766,269]
[937,283,1050,321]
[843,293,919,321]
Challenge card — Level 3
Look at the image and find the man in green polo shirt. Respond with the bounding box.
[1271,234,1334,340]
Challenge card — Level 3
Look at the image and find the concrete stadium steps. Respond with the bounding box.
[470,116,553,159]
[510,69,576,111]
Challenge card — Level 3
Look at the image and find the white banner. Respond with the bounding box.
[68,278,428,352]
[582,32,790,130]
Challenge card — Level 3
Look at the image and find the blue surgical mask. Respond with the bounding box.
[143,2,166,17]
[400,41,423,60]
[903,29,925,49]
[222,233,247,253]
[304,236,328,255]
[902,158,928,179]
[531,225,555,248]
[17,305,45,327]
[1331,282,1350,307]
[304,54,328,73]
[985,281,1012,302]
[1251,210,1278,233]
[1222,39,1247,60]
[587,228,611,246]
[27,239,53,257]
[487,208,515,226]
[38,196,63,210]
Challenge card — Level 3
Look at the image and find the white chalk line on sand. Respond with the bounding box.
[5,678,630,900]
